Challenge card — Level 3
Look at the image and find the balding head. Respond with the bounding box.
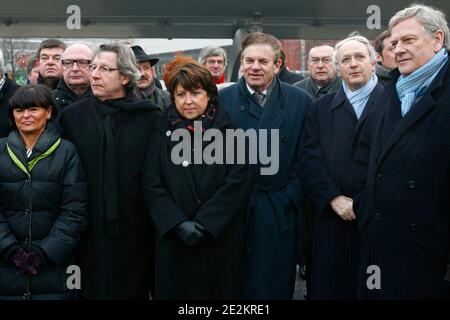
[62,43,93,60]
[307,45,337,86]
[61,43,94,95]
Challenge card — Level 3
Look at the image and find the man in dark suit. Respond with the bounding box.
[60,43,161,299]
[300,35,384,299]
[356,4,450,299]
[220,32,311,299]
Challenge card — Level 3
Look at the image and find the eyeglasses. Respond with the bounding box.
[61,59,91,68]
[88,64,119,74]
[309,57,333,65]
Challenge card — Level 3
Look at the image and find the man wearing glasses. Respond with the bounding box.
[294,45,341,98]
[53,43,93,110]
[293,44,341,299]
[59,43,162,299]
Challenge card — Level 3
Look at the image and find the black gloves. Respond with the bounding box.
[175,221,206,247]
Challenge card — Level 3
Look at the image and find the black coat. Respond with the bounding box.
[219,77,311,299]
[143,105,250,299]
[0,75,19,138]
[300,84,384,299]
[59,96,162,299]
[278,65,304,84]
[356,59,450,299]
[52,79,92,110]
[293,76,342,99]
[0,124,88,299]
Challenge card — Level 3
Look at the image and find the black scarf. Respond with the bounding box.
[92,96,158,236]
[167,103,217,132]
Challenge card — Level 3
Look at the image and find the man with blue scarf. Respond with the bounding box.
[356,4,450,299]
[300,35,384,299]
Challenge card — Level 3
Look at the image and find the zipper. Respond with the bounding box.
[24,177,32,300]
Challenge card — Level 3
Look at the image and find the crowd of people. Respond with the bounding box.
[0,3,449,300]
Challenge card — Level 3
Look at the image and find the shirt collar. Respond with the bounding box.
[245,82,269,96]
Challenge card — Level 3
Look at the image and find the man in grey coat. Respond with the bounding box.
[294,45,341,98]
[131,45,170,111]
[356,4,450,299]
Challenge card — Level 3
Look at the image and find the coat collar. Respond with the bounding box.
[7,122,61,166]
[55,77,92,101]
[330,83,384,123]
[377,57,450,166]
[156,103,233,134]
[237,76,286,130]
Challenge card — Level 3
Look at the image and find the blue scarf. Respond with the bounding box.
[343,73,378,119]
[396,48,448,117]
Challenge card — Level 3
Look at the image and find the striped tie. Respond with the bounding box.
[253,91,265,105]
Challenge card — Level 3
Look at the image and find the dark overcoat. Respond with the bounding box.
[0,75,19,138]
[219,77,311,299]
[356,59,450,299]
[142,105,250,299]
[52,79,92,110]
[59,96,162,299]
[300,83,384,299]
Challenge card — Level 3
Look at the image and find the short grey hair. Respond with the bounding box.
[389,3,450,50]
[333,35,377,73]
[198,46,228,67]
[0,49,4,74]
[93,43,140,90]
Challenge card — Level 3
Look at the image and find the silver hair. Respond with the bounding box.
[93,43,140,89]
[389,3,450,50]
[0,49,4,74]
[198,46,228,67]
[333,35,377,73]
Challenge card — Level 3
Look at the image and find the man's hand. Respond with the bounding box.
[175,221,206,247]
[330,195,355,221]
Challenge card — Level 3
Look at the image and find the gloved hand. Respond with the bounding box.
[10,248,42,275]
[175,221,206,247]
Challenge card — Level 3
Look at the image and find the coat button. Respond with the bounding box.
[409,224,418,231]
[376,173,382,181]
[182,160,189,167]
[373,212,380,221]
[165,130,171,137]
[407,180,416,189]
[282,137,288,143]
[239,105,245,112]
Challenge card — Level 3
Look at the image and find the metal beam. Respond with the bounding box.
[1,0,449,38]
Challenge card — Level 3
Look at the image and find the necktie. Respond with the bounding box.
[253,91,265,105]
